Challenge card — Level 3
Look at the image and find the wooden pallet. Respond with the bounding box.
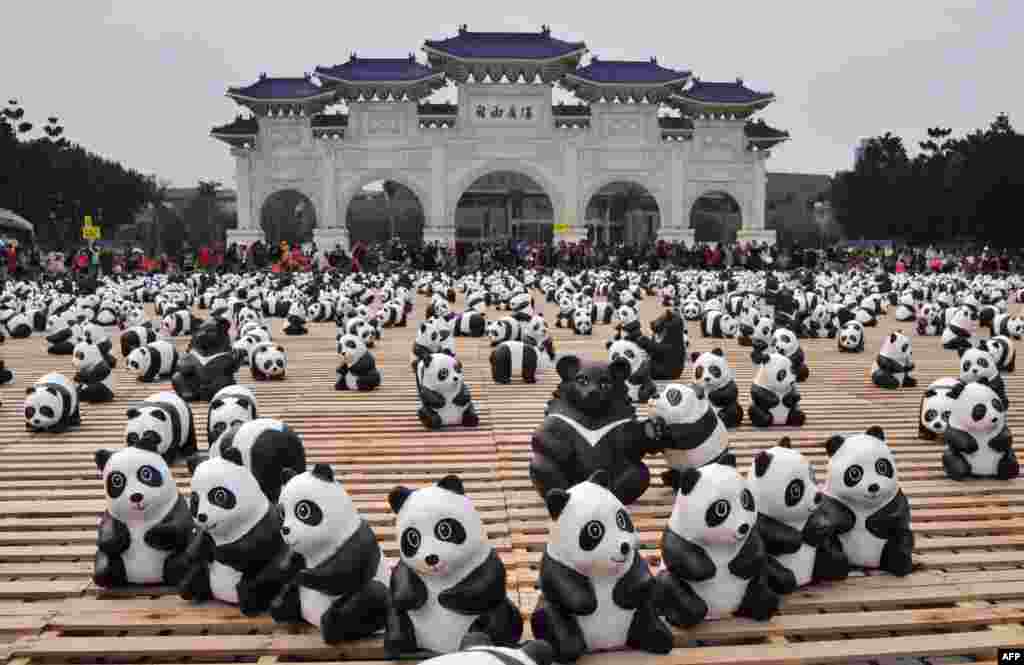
[2,291,1024,664]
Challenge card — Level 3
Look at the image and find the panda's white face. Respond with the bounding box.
[278,468,361,568]
[880,332,912,366]
[72,342,105,370]
[716,313,738,337]
[160,313,179,336]
[748,445,820,525]
[289,302,307,320]
[415,320,441,351]
[100,446,177,523]
[772,329,799,357]
[420,353,464,396]
[755,353,796,394]
[125,405,174,456]
[548,480,637,579]
[753,318,775,345]
[394,484,484,580]
[559,296,574,313]
[126,346,152,375]
[617,305,638,325]
[253,344,287,377]
[24,385,64,429]
[920,378,958,435]
[189,456,269,545]
[668,463,756,548]
[652,383,708,424]
[737,307,758,330]
[208,395,256,446]
[522,316,548,345]
[1006,317,1024,339]
[693,350,733,391]
[337,333,368,367]
[485,321,503,344]
[960,348,998,383]
[608,339,646,375]
[982,337,1011,368]
[825,432,897,508]
[682,301,701,320]
[949,381,1006,436]
[573,311,592,335]
[432,298,450,318]
[949,306,979,334]
[839,325,862,350]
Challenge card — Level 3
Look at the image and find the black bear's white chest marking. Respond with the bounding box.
[550,414,632,447]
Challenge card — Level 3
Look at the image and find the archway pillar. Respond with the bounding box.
[424,146,455,246]
[737,154,776,246]
[226,148,266,247]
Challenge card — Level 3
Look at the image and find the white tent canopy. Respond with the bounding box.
[0,209,34,234]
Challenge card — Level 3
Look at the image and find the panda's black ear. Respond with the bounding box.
[556,354,581,381]
[95,449,114,471]
[890,332,898,344]
[866,425,886,440]
[778,436,793,449]
[221,446,244,467]
[947,381,966,400]
[545,488,571,520]
[670,467,702,495]
[754,451,773,478]
[690,351,701,363]
[25,387,34,395]
[437,474,465,495]
[923,389,938,398]
[956,346,968,358]
[311,464,334,483]
[521,640,556,665]
[711,347,724,357]
[825,435,845,457]
[718,452,737,467]
[185,454,204,475]
[281,467,299,485]
[588,470,610,488]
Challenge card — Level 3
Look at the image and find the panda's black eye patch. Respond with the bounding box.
[107,471,127,498]
[710,365,722,378]
[666,389,682,406]
[741,489,755,511]
[616,509,634,533]
[844,465,864,487]
[972,403,988,421]
[438,368,449,382]
[137,465,162,487]
[902,344,909,353]
[150,410,167,422]
[785,479,805,506]
[579,520,606,551]
[401,527,421,557]
[875,459,894,478]
[294,500,323,526]
[993,398,1006,413]
[39,406,55,418]
[189,492,199,517]
[706,499,731,527]
[434,518,466,544]
[208,487,237,510]
[776,369,787,383]
[924,409,937,422]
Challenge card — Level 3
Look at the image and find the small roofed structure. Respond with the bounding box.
[423,25,587,83]
[672,77,775,118]
[315,54,445,102]
[562,56,691,103]
[226,74,337,115]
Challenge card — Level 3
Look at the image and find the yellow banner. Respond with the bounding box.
[553,223,570,234]
[82,226,101,240]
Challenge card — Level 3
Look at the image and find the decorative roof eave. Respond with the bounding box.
[747,135,789,150]
[563,72,691,87]
[333,78,446,103]
[560,78,685,104]
[210,131,256,148]
[424,47,587,83]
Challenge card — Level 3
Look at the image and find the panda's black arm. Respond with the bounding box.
[452,383,473,408]
[298,521,381,595]
[80,363,112,384]
[750,384,781,409]
[865,490,913,539]
[537,551,597,616]
[144,495,195,551]
[418,385,446,410]
[389,561,427,611]
[661,528,716,582]
[728,526,767,579]
[756,515,804,556]
[781,389,801,409]
[438,549,509,614]
[96,511,131,555]
[944,426,979,454]
[46,329,71,344]
[97,339,113,356]
[612,549,657,610]
[531,419,575,466]
[989,426,1013,453]
[874,354,902,374]
[708,381,739,409]
[790,347,806,368]
[804,496,856,545]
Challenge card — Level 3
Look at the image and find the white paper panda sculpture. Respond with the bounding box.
[871,331,917,389]
[980,335,1016,373]
[335,333,381,391]
[207,385,257,448]
[837,322,865,353]
[24,372,80,433]
[747,438,849,588]
[125,391,197,464]
[414,351,479,429]
[655,461,791,627]
[250,342,287,381]
[941,379,1018,480]
[608,339,656,403]
[384,475,523,657]
[918,377,959,441]
[120,324,157,358]
[127,340,179,382]
[414,634,554,665]
[93,443,193,587]
[206,418,307,502]
[178,450,290,615]
[771,328,809,383]
[959,347,1009,406]
[645,383,729,473]
[530,472,672,662]
[72,341,115,403]
[268,464,389,643]
[748,353,805,427]
[691,348,743,428]
[805,427,914,576]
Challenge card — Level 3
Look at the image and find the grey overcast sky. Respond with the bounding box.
[3,0,1019,188]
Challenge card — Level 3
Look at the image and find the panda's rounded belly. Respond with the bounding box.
[436,401,465,426]
[209,561,243,604]
[965,437,1002,476]
[839,524,886,569]
[692,569,748,619]
[769,402,790,425]
[122,531,169,584]
[344,372,361,390]
[409,592,478,654]
[576,577,633,651]
[663,438,724,471]
[777,543,816,588]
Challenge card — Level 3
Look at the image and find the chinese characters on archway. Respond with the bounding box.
[475,104,534,120]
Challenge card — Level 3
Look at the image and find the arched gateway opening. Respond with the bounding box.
[346,180,425,245]
[584,182,660,245]
[455,171,553,244]
[691,191,742,245]
[260,190,316,247]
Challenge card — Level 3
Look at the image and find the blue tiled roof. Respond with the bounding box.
[424,26,586,59]
[569,58,690,84]
[316,55,441,82]
[677,79,774,104]
[228,76,332,100]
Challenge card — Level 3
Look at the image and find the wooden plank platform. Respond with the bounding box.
[2,290,1024,664]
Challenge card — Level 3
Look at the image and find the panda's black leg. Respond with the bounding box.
[735,575,781,621]
[383,608,418,657]
[321,580,389,643]
[79,383,114,403]
[530,599,586,663]
[461,403,480,428]
[611,462,650,506]
[879,530,915,577]
[469,597,523,647]
[902,375,918,388]
[625,602,674,654]
[653,572,706,627]
[812,541,850,582]
[871,370,899,390]
[747,404,772,428]
[417,407,442,430]
[942,449,972,481]
[996,450,1021,480]
[786,409,806,427]
[93,551,127,587]
[720,403,741,428]
[529,452,571,500]
[162,550,192,587]
[178,563,213,603]
[0,362,13,385]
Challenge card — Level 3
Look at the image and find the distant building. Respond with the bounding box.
[764,172,834,247]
